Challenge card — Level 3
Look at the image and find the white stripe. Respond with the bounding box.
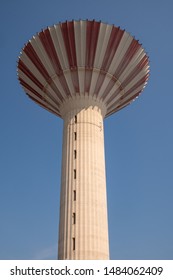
[103,81,121,103]
[50,25,69,70]
[108,32,133,74]
[74,20,86,67]
[46,24,75,96]
[123,69,148,93]
[119,48,146,81]
[106,92,123,108]
[19,70,62,105]
[20,52,46,87]
[107,83,146,113]
[53,76,68,99]
[19,70,44,97]
[63,71,75,95]
[89,70,100,96]
[89,23,112,96]
[96,74,113,99]
[31,36,55,76]
[74,20,86,94]
[94,23,112,68]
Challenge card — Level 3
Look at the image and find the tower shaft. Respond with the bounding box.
[58,98,109,259]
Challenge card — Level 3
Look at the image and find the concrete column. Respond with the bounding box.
[58,97,109,260]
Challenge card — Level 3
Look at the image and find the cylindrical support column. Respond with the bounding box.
[58,97,109,260]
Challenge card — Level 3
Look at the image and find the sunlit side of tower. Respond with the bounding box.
[17,20,149,260]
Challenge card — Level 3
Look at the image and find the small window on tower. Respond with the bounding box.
[73,190,76,201]
[74,169,76,179]
[74,150,77,159]
[72,238,75,250]
[72,213,76,224]
[74,132,77,140]
[74,115,77,123]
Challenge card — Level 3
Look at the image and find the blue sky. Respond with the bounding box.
[0,0,173,260]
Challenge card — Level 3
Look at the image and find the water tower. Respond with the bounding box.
[17,20,149,260]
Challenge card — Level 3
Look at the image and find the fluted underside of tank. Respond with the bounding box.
[17,20,149,118]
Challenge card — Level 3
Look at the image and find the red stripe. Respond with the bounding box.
[105,85,122,105]
[85,20,100,93]
[24,40,68,100]
[113,39,141,78]
[105,73,148,107]
[137,55,149,71]
[38,29,72,98]
[39,29,63,75]
[19,78,44,100]
[103,40,145,105]
[119,91,140,108]
[58,75,72,97]
[94,71,106,96]
[85,69,92,93]
[60,21,79,93]
[24,42,50,81]
[106,103,128,117]
[61,21,77,68]
[45,82,63,103]
[18,59,44,90]
[107,91,140,114]
[101,78,116,101]
[95,26,124,97]
[71,69,80,94]
[123,75,149,98]
[19,59,65,103]
[101,26,124,71]
[102,55,149,102]
[121,56,149,88]
[19,77,61,108]
[85,20,100,67]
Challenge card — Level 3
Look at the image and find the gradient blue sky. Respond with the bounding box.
[1,0,173,260]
